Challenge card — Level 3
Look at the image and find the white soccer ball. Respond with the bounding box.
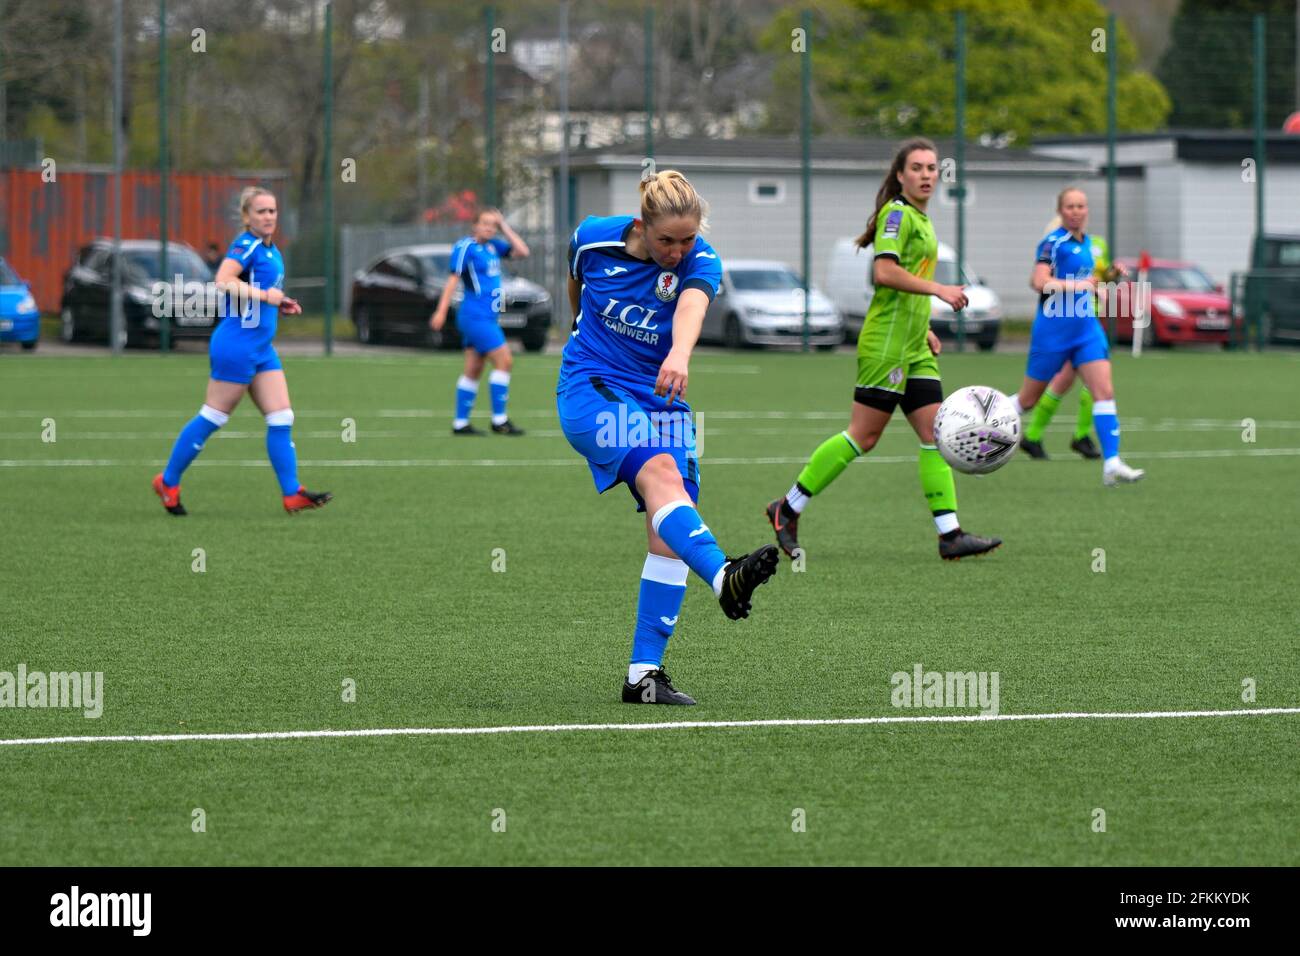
[934,386,1020,475]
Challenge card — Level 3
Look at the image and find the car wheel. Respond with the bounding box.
[521,328,547,353]
[354,307,373,345]
[815,343,835,352]
[723,314,744,350]
[60,306,78,343]
[21,339,37,351]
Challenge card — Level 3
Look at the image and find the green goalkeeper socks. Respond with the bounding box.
[1023,389,1061,443]
[1074,387,1094,440]
[796,430,862,496]
[918,444,958,515]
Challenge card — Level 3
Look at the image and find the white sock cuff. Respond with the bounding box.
[1010,395,1025,416]
[265,408,294,427]
[457,375,480,393]
[650,499,693,535]
[1092,399,1117,416]
[199,404,230,427]
[642,553,689,587]
[934,512,960,535]
[489,369,511,386]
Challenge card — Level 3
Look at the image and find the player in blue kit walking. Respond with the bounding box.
[558,169,779,706]
[1009,186,1144,486]
[152,186,332,515]
[431,208,530,435]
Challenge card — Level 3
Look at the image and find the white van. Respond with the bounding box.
[825,238,1003,351]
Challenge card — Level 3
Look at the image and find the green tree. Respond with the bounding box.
[761,0,1171,144]
[1156,0,1297,129]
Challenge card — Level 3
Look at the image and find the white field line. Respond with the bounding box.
[2,447,1300,468]
[0,422,1290,441]
[2,706,1297,748]
[4,409,1299,429]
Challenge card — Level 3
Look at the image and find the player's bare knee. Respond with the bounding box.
[850,428,882,452]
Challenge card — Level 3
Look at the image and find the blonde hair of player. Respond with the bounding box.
[639,168,709,232]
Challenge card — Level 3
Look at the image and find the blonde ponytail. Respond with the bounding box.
[638,169,708,232]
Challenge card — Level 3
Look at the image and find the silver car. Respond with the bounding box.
[702,259,843,350]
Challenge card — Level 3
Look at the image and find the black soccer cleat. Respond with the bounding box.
[939,530,1002,561]
[1020,437,1049,460]
[717,544,780,620]
[452,423,485,436]
[765,497,802,559]
[1070,435,1101,460]
[490,419,525,436]
[622,668,696,706]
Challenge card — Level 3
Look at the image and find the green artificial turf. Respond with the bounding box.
[0,346,1296,865]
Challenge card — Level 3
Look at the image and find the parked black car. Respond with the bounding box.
[350,243,552,352]
[60,239,216,347]
[1247,233,1300,345]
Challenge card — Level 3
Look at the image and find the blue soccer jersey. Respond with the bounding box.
[1035,226,1096,326]
[560,215,721,391]
[450,235,511,322]
[216,230,285,344]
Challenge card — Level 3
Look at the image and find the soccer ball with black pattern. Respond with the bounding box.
[934,386,1019,475]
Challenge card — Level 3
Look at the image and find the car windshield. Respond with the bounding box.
[0,258,21,285]
[125,248,211,281]
[730,268,802,291]
[1148,267,1215,292]
[418,253,451,275]
[1263,241,1300,268]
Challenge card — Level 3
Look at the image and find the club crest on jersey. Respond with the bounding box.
[888,366,904,386]
[654,271,680,302]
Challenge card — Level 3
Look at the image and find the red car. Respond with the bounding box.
[1109,258,1237,347]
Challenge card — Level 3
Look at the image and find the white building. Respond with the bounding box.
[1033,132,1300,285]
[543,136,1096,317]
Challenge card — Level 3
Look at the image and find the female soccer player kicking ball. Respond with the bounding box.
[767,138,1001,562]
[153,186,332,515]
[431,208,529,435]
[1009,187,1144,486]
[558,169,779,706]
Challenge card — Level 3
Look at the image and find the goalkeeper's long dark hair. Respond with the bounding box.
[855,137,938,250]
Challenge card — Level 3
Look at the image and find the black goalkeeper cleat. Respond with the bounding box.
[622,668,696,705]
[490,419,525,436]
[453,423,485,436]
[939,530,1002,561]
[765,498,802,559]
[1070,435,1101,459]
[1020,437,1049,460]
[717,544,780,620]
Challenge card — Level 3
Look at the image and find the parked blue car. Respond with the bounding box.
[0,257,40,350]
